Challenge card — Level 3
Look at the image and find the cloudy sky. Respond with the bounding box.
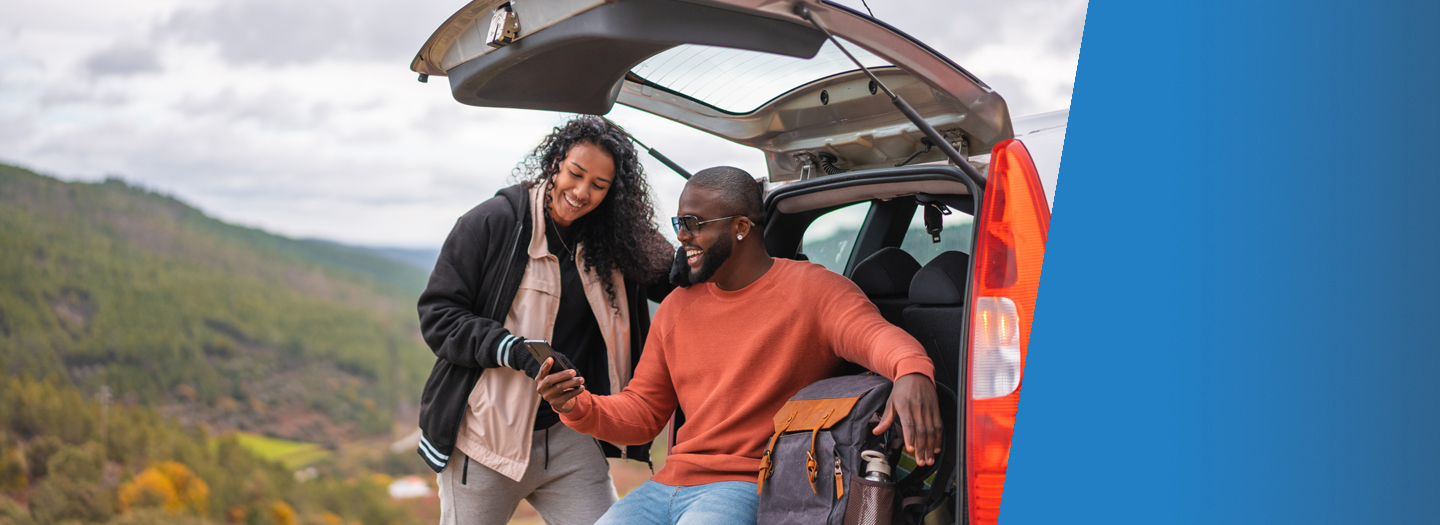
[0,0,1086,249]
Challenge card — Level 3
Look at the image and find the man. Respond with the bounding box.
[537,166,941,525]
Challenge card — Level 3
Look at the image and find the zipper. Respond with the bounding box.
[488,221,524,317]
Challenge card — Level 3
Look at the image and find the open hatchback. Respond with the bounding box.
[411,1,1057,523]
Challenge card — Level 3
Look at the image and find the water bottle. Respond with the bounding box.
[862,450,891,482]
[845,450,896,525]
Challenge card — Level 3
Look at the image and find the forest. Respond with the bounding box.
[0,376,420,525]
[0,164,435,443]
[0,164,440,524]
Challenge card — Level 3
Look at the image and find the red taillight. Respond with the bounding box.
[967,139,1049,524]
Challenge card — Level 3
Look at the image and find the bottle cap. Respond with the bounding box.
[861,450,891,477]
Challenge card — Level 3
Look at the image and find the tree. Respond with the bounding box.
[117,461,209,515]
[101,508,208,525]
[0,438,25,493]
[268,501,296,525]
[21,435,60,481]
[0,495,34,525]
[28,443,114,524]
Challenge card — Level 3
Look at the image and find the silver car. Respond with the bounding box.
[412,1,1060,523]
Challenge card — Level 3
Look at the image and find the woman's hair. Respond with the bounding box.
[513,116,673,307]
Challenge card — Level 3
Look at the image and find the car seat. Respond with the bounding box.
[902,251,969,397]
[850,247,922,327]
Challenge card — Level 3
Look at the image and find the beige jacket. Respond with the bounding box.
[455,184,634,482]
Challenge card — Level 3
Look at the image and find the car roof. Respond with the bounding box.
[411,0,1014,182]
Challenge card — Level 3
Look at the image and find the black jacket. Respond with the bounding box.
[415,183,663,472]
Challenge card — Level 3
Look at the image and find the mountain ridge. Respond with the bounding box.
[0,163,434,445]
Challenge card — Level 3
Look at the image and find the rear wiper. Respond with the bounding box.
[599,116,693,180]
[793,4,986,189]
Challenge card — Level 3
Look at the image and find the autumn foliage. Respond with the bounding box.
[118,461,210,515]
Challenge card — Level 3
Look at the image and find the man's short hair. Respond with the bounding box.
[688,166,764,225]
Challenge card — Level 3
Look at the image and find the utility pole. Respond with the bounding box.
[98,385,111,445]
[390,336,403,438]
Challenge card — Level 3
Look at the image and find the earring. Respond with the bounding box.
[738,235,744,240]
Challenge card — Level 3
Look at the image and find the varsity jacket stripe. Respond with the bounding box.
[418,435,449,470]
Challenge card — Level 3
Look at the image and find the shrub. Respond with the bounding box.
[22,435,61,481]
[117,461,209,515]
[0,445,25,494]
[0,495,34,525]
[29,443,114,524]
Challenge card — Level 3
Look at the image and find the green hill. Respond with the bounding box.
[0,163,434,444]
[0,376,419,525]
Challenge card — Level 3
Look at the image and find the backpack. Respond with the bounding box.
[756,374,958,525]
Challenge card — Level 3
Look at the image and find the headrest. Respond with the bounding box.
[909,251,970,305]
[851,247,922,297]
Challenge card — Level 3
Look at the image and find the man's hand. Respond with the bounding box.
[535,358,586,413]
[873,373,942,466]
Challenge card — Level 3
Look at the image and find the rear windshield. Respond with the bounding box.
[630,38,889,114]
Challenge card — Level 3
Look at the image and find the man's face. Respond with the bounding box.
[671,186,737,287]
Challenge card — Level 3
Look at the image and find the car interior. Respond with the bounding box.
[764,164,974,516]
[766,164,971,393]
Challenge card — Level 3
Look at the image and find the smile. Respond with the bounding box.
[561,192,584,211]
[685,247,703,266]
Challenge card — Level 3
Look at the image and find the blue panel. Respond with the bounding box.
[1006,1,1440,523]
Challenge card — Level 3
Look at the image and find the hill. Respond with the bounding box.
[0,376,421,525]
[0,163,435,445]
[352,246,440,273]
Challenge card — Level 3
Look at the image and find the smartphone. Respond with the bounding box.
[523,339,570,375]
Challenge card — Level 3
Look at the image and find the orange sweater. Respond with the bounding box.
[559,258,934,486]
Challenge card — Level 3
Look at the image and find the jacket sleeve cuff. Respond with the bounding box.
[490,334,523,370]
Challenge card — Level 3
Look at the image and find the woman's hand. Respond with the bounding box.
[535,358,586,413]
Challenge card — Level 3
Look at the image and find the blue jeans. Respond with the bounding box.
[594,480,758,525]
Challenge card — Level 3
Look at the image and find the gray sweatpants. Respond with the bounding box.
[438,424,618,525]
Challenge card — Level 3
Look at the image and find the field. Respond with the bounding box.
[229,432,335,471]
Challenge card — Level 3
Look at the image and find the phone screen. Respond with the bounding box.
[523,340,570,374]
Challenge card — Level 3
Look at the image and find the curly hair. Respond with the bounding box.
[512,116,674,307]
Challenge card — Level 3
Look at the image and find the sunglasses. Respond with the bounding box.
[671,214,741,235]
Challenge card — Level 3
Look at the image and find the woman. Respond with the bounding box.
[416,116,674,525]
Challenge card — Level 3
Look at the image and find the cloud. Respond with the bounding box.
[1046,4,1090,55]
[84,42,162,77]
[38,86,128,108]
[5,89,564,247]
[3,0,1087,249]
[976,72,1042,122]
[158,0,460,67]
[0,115,35,145]
[830,0,1086,116]
[173,88,334,130]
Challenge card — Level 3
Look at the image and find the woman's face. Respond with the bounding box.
[547,141,615,227]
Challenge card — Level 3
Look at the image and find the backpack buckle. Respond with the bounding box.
[806,409,833,494]
[757,411,797,494]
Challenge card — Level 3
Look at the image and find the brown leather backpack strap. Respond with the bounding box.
[761,395,864,495]
[757,410,797,494]
[806,409,833,495]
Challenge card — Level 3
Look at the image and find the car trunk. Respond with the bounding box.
[411,0,1013,182]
